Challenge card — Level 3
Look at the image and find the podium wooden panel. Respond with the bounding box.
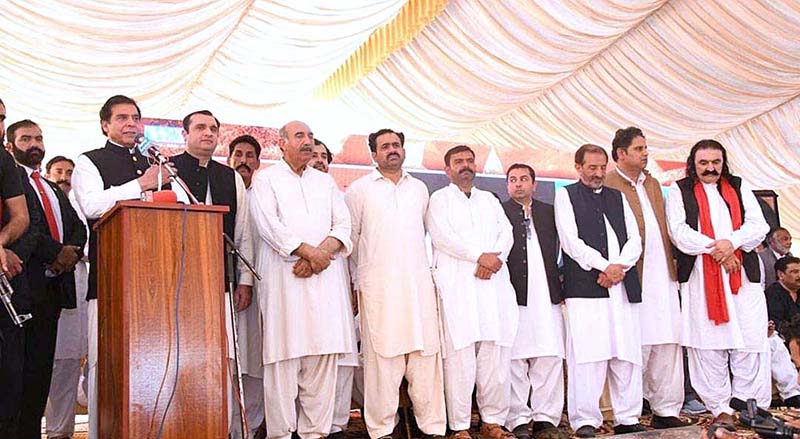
[95,201,229,439]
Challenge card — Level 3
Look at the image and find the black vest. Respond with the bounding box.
[84,141,155,300]
[674,175,760,283]
[171,152,238,288]
[562,182,642,303]
[501,199,562,305]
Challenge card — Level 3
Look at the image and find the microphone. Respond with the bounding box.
[133,134,200,205]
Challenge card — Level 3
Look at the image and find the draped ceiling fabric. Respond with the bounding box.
[0,0,799,232]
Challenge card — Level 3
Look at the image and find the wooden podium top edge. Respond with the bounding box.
[94,200,229,230]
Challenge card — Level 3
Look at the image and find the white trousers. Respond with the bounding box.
[332,365,354,433]
[686,348,771,417]
[230,370,266,438]
[45,358,82,437]
[443,339,512,430]
[88,299,98,439]
[566,356,642,430]
[770,334,800,400]
[362,335,446,438]
[641,343,684,417]
[263,355,338,439]
[505,356,564,430]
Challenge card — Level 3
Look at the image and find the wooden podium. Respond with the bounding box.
[95,201,229,439]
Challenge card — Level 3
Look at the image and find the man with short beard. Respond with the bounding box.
[761,227,793,288]
[44,155,92,439]
[666,139,771,428]
[249,120,356,439]
[555,144,644,438]
[309,139,332,173]
[427,145,518,439]
[5,119,86,438]
[345,129,445,439]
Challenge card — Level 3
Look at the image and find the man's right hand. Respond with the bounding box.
[477,252,503,273]
[307,247,333,273]
[2,249,22,278]
[137,164,173,191]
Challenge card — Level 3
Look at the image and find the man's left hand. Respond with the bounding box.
[233,285,253,311]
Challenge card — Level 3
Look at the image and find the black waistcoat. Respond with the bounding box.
[84,141,155,300]
[562,182,642,303]
[674,175,760,283]
[171,152,238,289]
[501,199,563,305]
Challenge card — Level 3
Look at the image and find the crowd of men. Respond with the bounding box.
[0,94,798,439]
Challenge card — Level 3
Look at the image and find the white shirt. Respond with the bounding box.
[249,159,356,364]
[615,168,681,346]
[345,170,440,357]
[666,180,769,351]
[427,184,518,350]
[554,184,643,365]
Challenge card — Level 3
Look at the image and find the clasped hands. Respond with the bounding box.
[707,239,740,274]
[597,263,627,288]
[49,245,82,276]
[474,252,503,280]
[292,238,342,278]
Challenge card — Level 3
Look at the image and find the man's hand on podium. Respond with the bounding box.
[137,164,174,191]
[233,285,252,311]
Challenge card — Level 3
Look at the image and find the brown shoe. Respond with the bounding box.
[480,423,515,439]
[451,430,472,439]
[711,413,736,431]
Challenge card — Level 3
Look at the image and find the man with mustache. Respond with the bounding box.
[43,154,92,439]
[554,144,644,437]
[427,145,518,439]
[345,129,445,439]
[229,134,261,189]
[5,119,87,438]
[760,227,793,289]
[309,139,333,174]
[501,164,566,439]
[604,128,686,429]
[172,110,258,438]
[666,140,770,429]
[250,120,356,439]
[764,256,800,408]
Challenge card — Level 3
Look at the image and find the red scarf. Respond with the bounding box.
[694,177,743,325]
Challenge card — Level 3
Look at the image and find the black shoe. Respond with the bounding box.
[574,425,596,438]
[328,432,347,439]
[613,423,647,435]
[531,422,568,439]
[785,395,800,408]
[511,424,531,439]
[651,415,689,429]
[641,399,652,416]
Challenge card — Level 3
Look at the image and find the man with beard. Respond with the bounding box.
[427,145,518,439]
[5,119,86,438]
[501,163,566,439]
[309,139,332,173]
[761,227,793,288]
[249,120,356,439]
[765,256,800,407]
[171,110,257,438]
[604,128,686,429]
[0,98,34,438]
[71,95,180,439]
[229,134,261,189]
[666,140,770,428]
[554,144,643,438]
[345,129,445,439]
[44,155,92,439]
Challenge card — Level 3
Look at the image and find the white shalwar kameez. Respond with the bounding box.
[504,219,565,431]
[554,187,643,430]
[427,184,518,430]
[45,193,89,438]
[346,170,446,439]
[666,181,770,417]
[249,160,357,439]
[616,170,684,417]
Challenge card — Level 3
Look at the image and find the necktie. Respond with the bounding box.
[31,171,61,242]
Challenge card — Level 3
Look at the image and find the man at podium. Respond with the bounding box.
[250,120,357,439]
[71,95,183,439]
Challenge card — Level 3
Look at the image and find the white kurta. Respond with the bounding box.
[427,184,518,350]
[665,181,769,352]
[249,160,356,365]
[554,186,642,365]
[345,170,440,357]
[510,219,565,360]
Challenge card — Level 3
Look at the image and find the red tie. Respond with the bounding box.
[31,171,61,242]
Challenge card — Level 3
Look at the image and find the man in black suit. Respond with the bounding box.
[501,163,567,439]
[5,119,86,438]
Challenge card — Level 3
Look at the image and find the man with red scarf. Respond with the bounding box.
[666,139,770,429]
